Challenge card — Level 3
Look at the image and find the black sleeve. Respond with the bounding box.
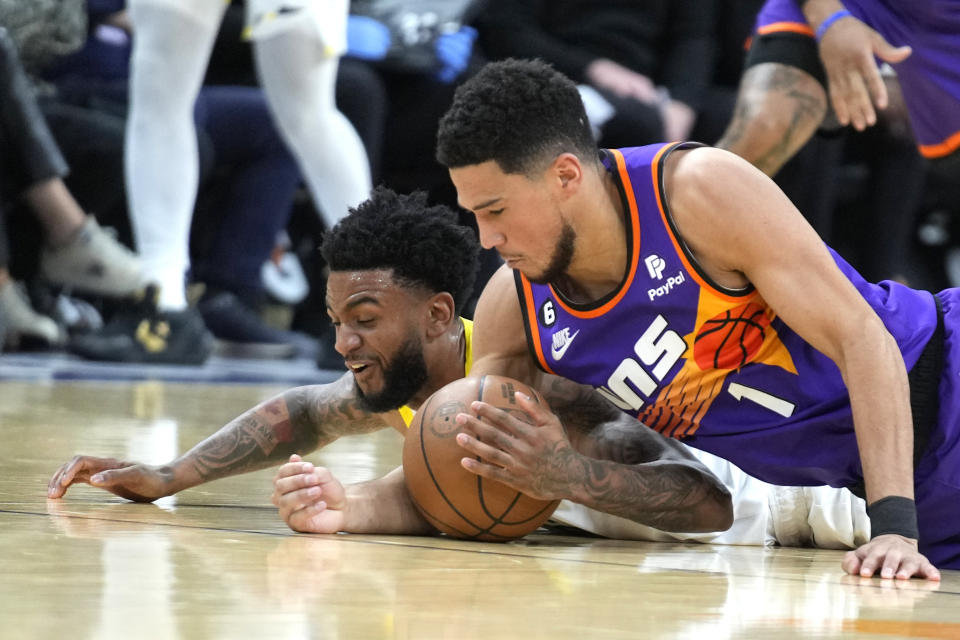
[745,31,826,88]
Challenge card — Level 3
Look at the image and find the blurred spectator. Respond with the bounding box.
[476,0,716,147]
[62,0,370,365]
[714,0,945,288]
[0,0,136,266]
[32,1,343,361]
[0,24,142,351]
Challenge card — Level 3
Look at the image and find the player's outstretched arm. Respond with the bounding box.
[667,146,937,579]
[456,377,733,534]
[550,377,733,532]
[48,375,394,501]
[272,455,435,535]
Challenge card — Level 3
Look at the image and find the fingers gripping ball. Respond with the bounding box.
[402,375,560,541]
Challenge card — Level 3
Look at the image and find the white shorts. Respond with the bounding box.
[550,447,870,548]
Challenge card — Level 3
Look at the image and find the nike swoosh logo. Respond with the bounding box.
[551,329,580,361]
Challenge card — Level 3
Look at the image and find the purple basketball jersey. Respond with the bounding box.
[516,143,938,490]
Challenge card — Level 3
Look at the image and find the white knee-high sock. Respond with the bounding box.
[252,8,372,229]
[126,0,225,310]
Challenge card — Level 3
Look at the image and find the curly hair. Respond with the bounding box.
[321,186,480,312]
[436,58,597,174]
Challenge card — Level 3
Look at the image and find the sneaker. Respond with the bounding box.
[52,293,104,333]
[41,216,143,297]
[68,286,212,364]
[0,280,64,349]
[198,290,314,360]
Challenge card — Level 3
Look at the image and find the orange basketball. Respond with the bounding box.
[402,375,560,541]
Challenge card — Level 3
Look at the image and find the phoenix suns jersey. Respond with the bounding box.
[516,143,939,490]
[399,318,473,428]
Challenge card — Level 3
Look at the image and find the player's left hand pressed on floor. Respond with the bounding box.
[842,533,940,581]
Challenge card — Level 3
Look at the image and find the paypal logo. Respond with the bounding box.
[644,254,666,280]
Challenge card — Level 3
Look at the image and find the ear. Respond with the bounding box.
[552,152,584,196]
[424,292,456,339]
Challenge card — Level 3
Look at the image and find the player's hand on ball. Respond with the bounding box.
[842,534,940,581]
[272,455,347,534]
[455,391,581,502]
[48,455,170,502]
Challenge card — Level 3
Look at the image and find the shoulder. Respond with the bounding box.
[664,146,751,202]
[470,265,541,383]
[663,146,782,242]
[477,264,522,308]
[473,265,524,342]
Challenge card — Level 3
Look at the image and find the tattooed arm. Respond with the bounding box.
[456,375,733,533]
[48,374,395,502]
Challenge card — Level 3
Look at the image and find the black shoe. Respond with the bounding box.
[198,290,315,360]
[69,286,213,365]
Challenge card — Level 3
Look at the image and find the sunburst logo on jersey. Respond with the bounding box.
[639,290,797,438]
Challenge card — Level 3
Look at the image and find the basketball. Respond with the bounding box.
[402,375,561,541]
[693,302,771,370]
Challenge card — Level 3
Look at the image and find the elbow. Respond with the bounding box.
[690,480,734,533]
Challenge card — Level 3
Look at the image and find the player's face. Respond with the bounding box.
[451,160,574,283]
[326,269,429,412]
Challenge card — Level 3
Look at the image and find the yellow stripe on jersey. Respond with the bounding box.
[399,317,473,428]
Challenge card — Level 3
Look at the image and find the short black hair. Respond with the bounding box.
[436,58,597,174]
[321,186,480,312]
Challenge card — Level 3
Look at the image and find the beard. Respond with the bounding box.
[526,221,576,284]
[355,335,429,413]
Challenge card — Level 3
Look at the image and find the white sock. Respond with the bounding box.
[125,0,225,310]
[251,4,371,229]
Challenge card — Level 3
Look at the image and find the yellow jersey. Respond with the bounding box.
[398,317,473,428]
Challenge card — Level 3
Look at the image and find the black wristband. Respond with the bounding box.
[867,496,919,540]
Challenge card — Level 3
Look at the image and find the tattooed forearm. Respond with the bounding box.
[572,456,732,532]
[188,391,313,479]
[543,377,620,433]
[539,377,732,532]
[181,378,390,482]
[545,378,663,463]
[190,414,279,478]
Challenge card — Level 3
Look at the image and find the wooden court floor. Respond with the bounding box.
[3,380,960,640]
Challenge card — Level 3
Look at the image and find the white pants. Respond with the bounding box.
[550,447,870,549]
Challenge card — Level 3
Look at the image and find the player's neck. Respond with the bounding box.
[409,319,466,409]
[555,172,628,303]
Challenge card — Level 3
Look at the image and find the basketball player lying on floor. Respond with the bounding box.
[47,187,869,549]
